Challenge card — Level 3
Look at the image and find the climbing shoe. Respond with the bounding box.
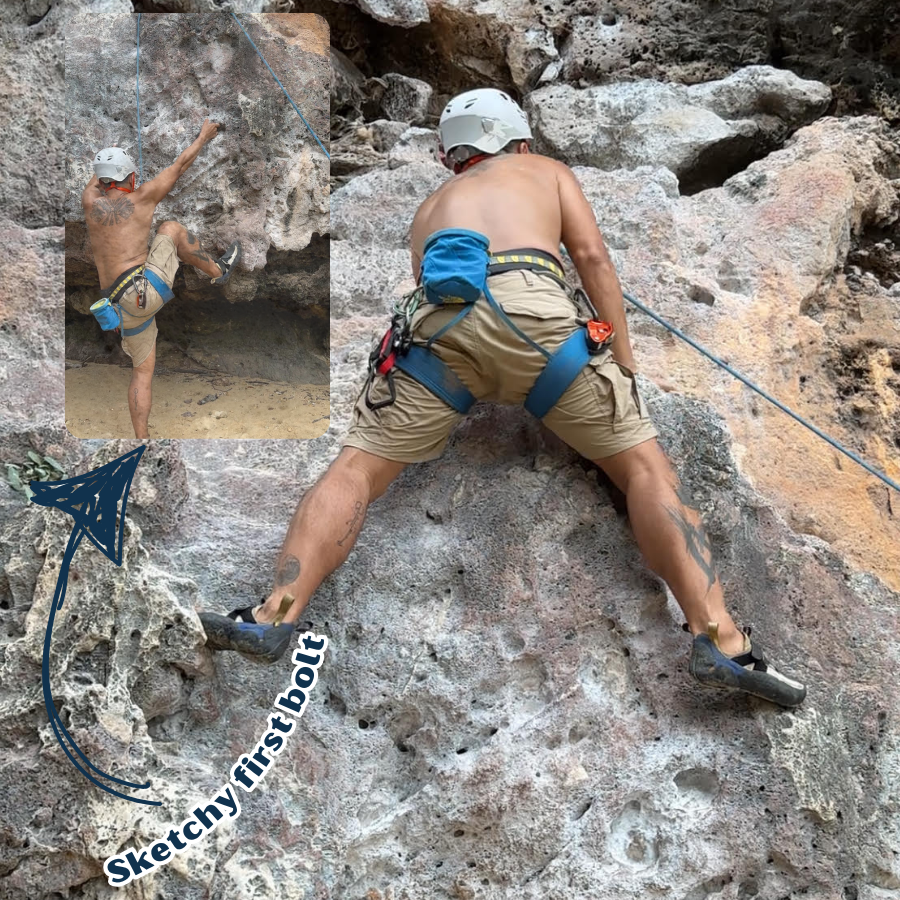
[200,596,294,664]
[210,241,242,285]
[687,622,807,708]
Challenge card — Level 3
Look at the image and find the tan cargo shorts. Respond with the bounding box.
[344,269,658,463]
[118,234,180,368]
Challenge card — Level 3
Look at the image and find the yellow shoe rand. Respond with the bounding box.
[272,594,294,627]
[707,621,751,657]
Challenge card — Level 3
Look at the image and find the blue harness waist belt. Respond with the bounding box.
[366,228,613,419]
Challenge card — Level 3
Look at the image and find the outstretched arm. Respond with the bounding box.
[140,118,220,204]
[557,162,637,371]
[81,174,100,208]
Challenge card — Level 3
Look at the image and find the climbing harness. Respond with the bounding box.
[90,266,174,336]
[228,12,330,160]
[620,291,900,494]
[364,228,615,419]
[365,228,899,495]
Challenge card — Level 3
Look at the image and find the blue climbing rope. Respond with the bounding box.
[136,13,144,184]
[229,12,330,160]
[622,291,900,493]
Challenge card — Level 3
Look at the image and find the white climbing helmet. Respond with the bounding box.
[93,148,137,182]
[438,88,532,162]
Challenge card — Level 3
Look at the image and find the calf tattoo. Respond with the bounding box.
[275,554,301,587]
[189,247,219,268]
[665,504,719,593]
[90,194,135,226]
[337,501,364,547]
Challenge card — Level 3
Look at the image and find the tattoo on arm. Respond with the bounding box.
[187,231,197,245]
[275,554,301,587]
[337,501,364,547]
[90,194,135,226]
[664,504,719,593]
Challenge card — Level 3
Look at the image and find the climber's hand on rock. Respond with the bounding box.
[200,118,220,143]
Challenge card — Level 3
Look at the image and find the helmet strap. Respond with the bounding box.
[454,153,492,175]
[101,173,136,194]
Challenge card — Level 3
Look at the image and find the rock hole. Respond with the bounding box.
[573,798,593,821]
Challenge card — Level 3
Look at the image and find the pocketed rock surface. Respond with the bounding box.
[4,5,900,900]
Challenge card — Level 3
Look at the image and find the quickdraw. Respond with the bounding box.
[364,288,421,411]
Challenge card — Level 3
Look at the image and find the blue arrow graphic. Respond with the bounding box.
[30,445,161,806]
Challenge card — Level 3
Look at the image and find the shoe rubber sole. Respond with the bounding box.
[690,635,806,708]
[199,611,294,664]
[211,241,242,285]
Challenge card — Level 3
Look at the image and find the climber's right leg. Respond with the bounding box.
[156,220,241,284]
[199,448,405,663]
[199,308,467,663]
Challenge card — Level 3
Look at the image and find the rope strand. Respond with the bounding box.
[136,13,144,184]
[622,291,900,493]
[229,12,330,160]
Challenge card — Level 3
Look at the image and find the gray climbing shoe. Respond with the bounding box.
[200,600,293,664]
[210,241,242,285]
[688,622,807,708]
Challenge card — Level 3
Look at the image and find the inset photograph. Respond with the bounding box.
[65,13,330,439]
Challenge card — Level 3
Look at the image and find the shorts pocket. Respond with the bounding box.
[586,355,624,427]
[611,360,651,423]
[488,271,576,319]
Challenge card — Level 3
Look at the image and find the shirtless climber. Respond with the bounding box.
[200,90,806,708]
[82,118,242,439]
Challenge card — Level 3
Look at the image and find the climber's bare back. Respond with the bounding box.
[82,178,160,288]
[410,153,573,274]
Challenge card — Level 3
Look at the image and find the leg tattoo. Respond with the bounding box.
[664,504,719,593]
[275,554,301,587]
[337,501,364,547]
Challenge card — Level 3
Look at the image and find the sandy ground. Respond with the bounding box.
[65,364,330,439]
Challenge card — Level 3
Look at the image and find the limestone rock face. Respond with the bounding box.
[64,12,330,296]
[527,67,831,191]
[347,0,429,27]
[380,72,433,125]
[0,2,65,439]
[387,126,441,168]
[322,0,897,122]
[5,4,900,900]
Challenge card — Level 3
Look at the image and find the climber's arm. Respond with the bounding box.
[140,118,220,204]
[408,203,428,283]
[81,175,100,208]
[557,162,637,371]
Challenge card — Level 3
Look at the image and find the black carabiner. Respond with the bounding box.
[365,368,397,411]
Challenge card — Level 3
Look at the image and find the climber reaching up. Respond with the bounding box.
[82,117,242,440]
